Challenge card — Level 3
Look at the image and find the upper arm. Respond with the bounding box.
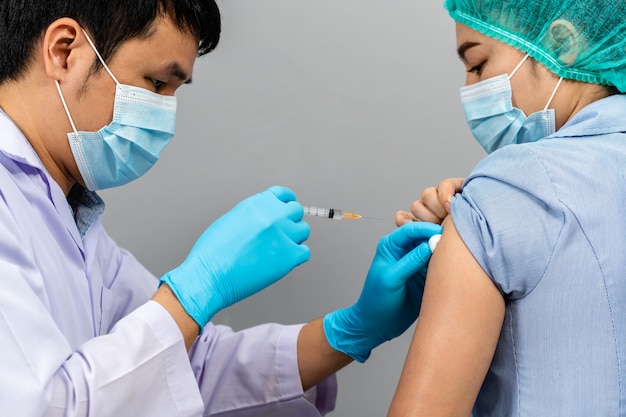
[387,218,505,417]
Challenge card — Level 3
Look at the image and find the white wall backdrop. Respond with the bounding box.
[101,1,485,415]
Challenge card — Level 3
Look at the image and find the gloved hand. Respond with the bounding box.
[160,186,311,329]
[323,221,443,362]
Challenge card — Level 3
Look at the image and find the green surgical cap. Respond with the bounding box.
[444,0,626,92]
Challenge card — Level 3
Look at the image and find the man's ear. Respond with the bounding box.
[42,18,85,81]
[544,19,581,66]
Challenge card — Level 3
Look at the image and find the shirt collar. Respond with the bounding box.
[67,184,105,238]
[551,94,626,139]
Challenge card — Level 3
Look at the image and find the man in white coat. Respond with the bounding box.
[0,1,442,415]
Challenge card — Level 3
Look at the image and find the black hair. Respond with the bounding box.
[0,0,221,84]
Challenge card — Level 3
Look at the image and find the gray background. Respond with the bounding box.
[101,1,484,415]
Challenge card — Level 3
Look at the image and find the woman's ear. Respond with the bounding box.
[544,19,581,66]
[42,18,84,82]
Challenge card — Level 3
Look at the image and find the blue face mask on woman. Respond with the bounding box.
[460,54,563,154]
[55,30,177,191]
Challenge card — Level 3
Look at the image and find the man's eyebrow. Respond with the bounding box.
[457,41,481,62]
[166,62,193,84]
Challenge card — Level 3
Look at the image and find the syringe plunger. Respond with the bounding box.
[302,205,362,220]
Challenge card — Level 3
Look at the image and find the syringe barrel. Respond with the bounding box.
[303,205,344,219]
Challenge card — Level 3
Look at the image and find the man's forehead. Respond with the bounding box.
[116,18,198,75]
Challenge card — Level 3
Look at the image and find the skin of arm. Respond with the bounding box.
[387,218,505,417]
[152,284,201,350]
[297,318,354,391]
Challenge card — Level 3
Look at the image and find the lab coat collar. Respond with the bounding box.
[0,109,51,177]
[0,110,102,250]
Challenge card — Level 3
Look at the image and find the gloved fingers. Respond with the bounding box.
[281,217,311,244]
[292,243,312,266]
[266,185,297,203]
[383,222,443,254]
[405,270,427,299]
[284,200,305,222]
[390,242,432,282]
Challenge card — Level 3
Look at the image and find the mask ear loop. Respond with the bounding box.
[80,29,120,86]
[508,54,530,80]
[544,77,564,111]
[55,28,122,136]
[507,53,564,111]
[55,80,79,135]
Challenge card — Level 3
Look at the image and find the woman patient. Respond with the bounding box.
[391,0,626,415]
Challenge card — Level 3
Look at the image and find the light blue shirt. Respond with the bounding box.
[0,111,336,417]
[452,94,626,416]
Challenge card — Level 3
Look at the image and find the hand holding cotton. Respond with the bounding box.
[323,222,443,362]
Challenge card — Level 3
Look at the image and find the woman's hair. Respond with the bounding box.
[0,0,221,84]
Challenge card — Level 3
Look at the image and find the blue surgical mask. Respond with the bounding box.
[55,30,177,190]
[460,54,563,154]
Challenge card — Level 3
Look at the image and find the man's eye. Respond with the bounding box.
[151,79,166,89]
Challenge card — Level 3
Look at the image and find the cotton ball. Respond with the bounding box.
[428,234,442,253]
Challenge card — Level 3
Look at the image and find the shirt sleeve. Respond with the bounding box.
[189,322,338,417]
[450,144,565,299]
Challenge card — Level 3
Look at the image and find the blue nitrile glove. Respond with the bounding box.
[323,221,443,362]
[160,186,311,329]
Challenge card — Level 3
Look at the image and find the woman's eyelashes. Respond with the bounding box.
[467,61,486,75]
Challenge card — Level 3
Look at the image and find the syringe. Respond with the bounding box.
[302,205,363,220]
